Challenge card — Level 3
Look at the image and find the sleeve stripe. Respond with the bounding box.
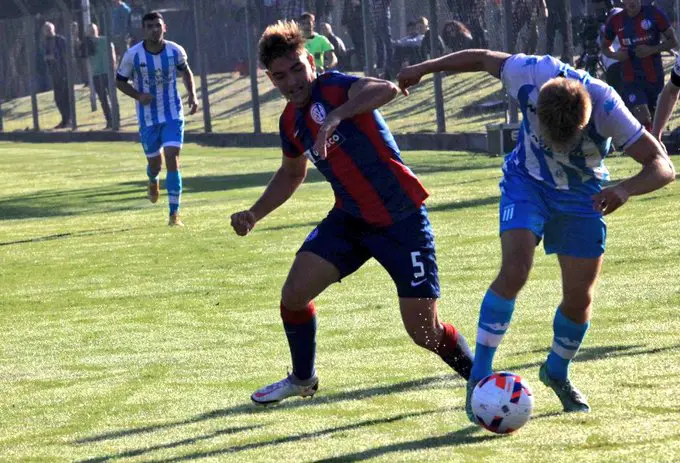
[621,126,645,151]
[116,73,129,82]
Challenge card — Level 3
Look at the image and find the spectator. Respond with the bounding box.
[513,0,548,55]
[441,20,474,53]
[42,21,71,129]
[371,0,393,79]
[128,0,147,47]
[599,7,624,97]
[321,22,347,70]
[341,0,364,70]
[546,0,570,61]
[299,12,337,72]
[71,21,88,86]
[418,16,446,60]
[110,0,131,61]
[445,0,487,48]
[84,24,115,129]
[393,21,425,70]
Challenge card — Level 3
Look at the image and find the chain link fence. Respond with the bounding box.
[1,0,679,135]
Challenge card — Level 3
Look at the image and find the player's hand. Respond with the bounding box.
[634,44,655,58]
[397,65,423,96]
[187,94,199,115]
[313,111,342,160]
[137,93,154,105]
[230,210,257,236]
[614,48,629,61]
[592,185,629,215]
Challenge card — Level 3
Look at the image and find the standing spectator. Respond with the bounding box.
[445,0,487,48]
[513,0,548,55]
[321,22,347,70]
[71,21,88,86]
[546,0,570,61]
[602,0,679,129]
[299,12,337,72]
[341,0,364,70]
[85,24,115,129]
[111,0,131,61]
[128,0,147,47]
[441,20,474,53]
[393,21,425,69]
[42,22,71,129]
[371,0,393,79]
[599,7,624,97]
[419,17,446,61]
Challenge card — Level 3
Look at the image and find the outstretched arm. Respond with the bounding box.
[313,77,399,157]
[592,131,675,215]
[397,49,510,94]
[230,154,308,236]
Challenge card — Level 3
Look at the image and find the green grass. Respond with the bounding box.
[1,142,680,461]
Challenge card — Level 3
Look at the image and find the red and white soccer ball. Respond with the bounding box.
[471,372,534,434]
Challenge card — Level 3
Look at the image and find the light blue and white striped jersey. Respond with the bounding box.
[501,54,644,195]
[117,40,188,129]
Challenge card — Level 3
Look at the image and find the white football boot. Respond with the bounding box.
[251,374,319,405]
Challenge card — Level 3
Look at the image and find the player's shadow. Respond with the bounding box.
[73,374,464,445]
[506,343,680,372]
[182,169,325,194]
[0,227,134,247]
[427,195,500,213]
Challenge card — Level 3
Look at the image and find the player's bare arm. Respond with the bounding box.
[324,50,338,70]
[636,28,678,58]
[182,66,199,115]
[230,154,308,236]
[397,49,510,95]
[116,79,153,105]
[313,77,399,158]
[592,132,675,215]
[652,80,680,139]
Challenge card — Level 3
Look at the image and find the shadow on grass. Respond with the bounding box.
[73,374,464,445]
[507,344,680,372]
[427,196,500,213]
[0,227,135,247]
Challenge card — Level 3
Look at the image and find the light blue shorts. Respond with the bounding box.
[499,172,606,258]
[139,119,184,157]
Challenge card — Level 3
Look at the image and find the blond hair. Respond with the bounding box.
[537,78,592,152]
[259,20,306,69]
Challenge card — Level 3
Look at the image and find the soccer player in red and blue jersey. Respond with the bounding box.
[230,20,473,405]
[602,0,678,129]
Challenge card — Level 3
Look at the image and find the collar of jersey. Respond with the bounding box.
[143,40,166,55]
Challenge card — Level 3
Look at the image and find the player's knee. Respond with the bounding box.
[281,281,311,310]
[562,292,593,313]
[497,261,531,294]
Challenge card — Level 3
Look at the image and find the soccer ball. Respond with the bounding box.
[471,372,534,434]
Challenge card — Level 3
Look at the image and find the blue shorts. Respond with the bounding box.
[139,119,184,157]
[621,80,664,112]
[499,172,606,258]
[298,206,440,298]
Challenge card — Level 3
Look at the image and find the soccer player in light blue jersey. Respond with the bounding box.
[398,50,675,420]
[116,11,198,226]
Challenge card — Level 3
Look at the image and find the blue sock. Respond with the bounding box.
[470,289,516,382]
[546,309,589,381]
[147,165,159,183]
[281,302,317,382]
[166,170,182,216]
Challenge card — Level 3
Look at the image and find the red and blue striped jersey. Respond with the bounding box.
[279,72,428,227]
[604,6,670,84]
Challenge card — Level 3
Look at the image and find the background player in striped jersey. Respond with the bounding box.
[230,20,474,405]
[398,50,675,421]
[601,0,678,130]
[116,11,198,226]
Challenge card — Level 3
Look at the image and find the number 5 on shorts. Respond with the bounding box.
[411,251,425,279]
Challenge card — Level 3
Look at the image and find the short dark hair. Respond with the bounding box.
[299,12,315,22]
[259,20,306,69]
[142,11,164,25]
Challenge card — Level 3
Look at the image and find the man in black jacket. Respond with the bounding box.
[42,21,71,129]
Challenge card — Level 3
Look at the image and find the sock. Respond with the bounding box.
[546,308,589,381]
[281,302,317,383]
[436,322,473,380]
[166,170,182,216]
[147,164,160,183]
[470,289,516,382]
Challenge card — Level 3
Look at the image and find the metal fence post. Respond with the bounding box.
[193,0,212,133]
[54,1,78,130]
[503,0,518,123]
[26,16,40,131]
[245,5,262,134]
[361,0,376,76]
[428,0,445,133]
[564,0,574,66]
[103,2,120,130]
[82,0,97,112]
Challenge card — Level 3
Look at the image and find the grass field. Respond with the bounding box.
[1,142,680,462]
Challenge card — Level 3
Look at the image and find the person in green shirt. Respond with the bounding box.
[84,23,116,128]
[299,12,337,73]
